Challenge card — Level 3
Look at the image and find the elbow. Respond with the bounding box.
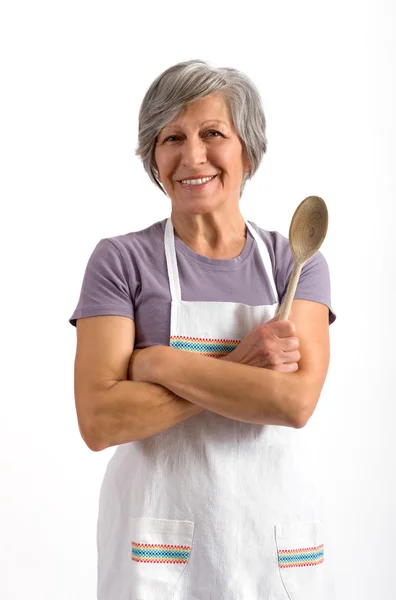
[76,389,115,452]
[78,413,108,452]
[288,393,317,430]
[84,435,107,453]
[291,410,310,429]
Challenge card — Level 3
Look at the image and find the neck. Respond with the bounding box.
[170,210,247,258]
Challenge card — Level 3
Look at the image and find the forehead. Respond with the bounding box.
[163,94,233,130]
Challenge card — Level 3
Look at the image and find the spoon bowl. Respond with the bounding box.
[289,196,328,263]
[279,196,328,320]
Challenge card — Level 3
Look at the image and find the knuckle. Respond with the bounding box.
[280,362,299,373]
[288,323,296,335]
[277,322,296,337]
[291,336,299,348]
[285,338,297,351]
[276,356,284,366]
[272,363,283,372]
[267,351,279,365]
[261,338,273,351]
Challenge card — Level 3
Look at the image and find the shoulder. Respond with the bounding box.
[88,219,166,275]
[105,218,166,259]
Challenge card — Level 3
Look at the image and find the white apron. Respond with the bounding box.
[97,217,333,600]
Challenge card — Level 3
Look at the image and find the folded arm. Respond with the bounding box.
[74,301,330,451]
[148,300,330,428]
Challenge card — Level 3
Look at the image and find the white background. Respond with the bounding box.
[1,0,395,598]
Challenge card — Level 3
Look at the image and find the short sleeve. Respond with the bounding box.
[69,238,134,327]
[274,234,336,324]
[279,247,336,325]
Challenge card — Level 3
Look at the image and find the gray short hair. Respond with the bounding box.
[135,59,267,196]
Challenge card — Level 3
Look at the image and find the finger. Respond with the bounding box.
[264,349,300,366]
[270,321,297,337]
[267,313,281,324]
[269,362,299,373]
[278,336,299,351]
[281,350,301,363]
[283,362,299,372]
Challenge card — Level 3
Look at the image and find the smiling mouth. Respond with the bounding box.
[178,175,218,190]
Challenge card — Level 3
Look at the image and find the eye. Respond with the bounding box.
[205,130,222,137]
[163,135,180,143]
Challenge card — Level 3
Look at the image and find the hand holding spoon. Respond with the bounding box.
[279,196,328,321]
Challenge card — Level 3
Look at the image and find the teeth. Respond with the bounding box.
[182,176,215,185]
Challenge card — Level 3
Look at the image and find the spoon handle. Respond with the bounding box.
[279,262,303,320]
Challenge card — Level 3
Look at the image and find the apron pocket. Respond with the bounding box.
[130,517,194,600]
[274,520,324,600]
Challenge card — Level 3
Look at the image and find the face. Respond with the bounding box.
[154,94,250,214]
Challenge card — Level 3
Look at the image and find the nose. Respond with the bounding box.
[181,135,207,168]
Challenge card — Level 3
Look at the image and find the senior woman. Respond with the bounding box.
[70,59,336,599]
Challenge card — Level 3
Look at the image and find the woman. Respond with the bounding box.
[70,59,336,600]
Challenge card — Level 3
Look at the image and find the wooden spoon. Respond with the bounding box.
[279,196,328,320]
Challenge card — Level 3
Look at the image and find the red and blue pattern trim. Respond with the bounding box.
[170,335,239,358]
[132,542,192,564]
[278,544,324,568]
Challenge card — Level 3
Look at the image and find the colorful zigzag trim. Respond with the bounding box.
[278,544,324,568]
[170,335,239,358]
[132,542,192,564]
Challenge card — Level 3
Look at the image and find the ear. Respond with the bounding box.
[242,151,251,176]
[153,160,161,183]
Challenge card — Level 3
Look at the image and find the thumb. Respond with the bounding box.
[271,307,293,321]
[267,312,281,323]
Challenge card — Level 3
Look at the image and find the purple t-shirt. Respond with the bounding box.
[69,218,336,347]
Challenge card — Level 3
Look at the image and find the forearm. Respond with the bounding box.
[151,347,305,427]
[88,380,204,450]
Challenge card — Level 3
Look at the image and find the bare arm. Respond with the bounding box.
[74,301,329,450]
[91,379,204,449]
[146,300,330,428]
[74,316,210,451]
[148,347,297,427]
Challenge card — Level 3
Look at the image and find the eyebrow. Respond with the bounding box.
[201,120,229,127]
[161,119,229,132]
